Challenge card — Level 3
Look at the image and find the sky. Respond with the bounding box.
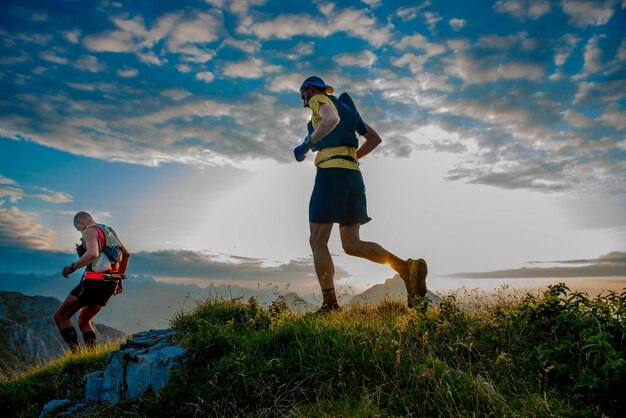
[0,0,625,295]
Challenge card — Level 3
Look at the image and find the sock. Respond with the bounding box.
[83,331,97,349]
[60,326,80,353]
[322,288,338,307]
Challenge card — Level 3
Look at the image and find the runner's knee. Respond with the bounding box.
[342,239,361,256]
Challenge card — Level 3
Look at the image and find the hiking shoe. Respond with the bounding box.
[405,258,428,307]
[317,302,341,313]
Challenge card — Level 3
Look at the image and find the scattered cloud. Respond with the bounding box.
[62,29,81,44]
[395,3,431,22]
[239,7,393,48]
[394,33,446,56]
[116,68,138,77]
[0,202,56,250]
[334,50,377,67]
[561,0,617,27]
[75,55,106,73]
[449,18,465,31]
[222,59,280,78]
[195,71,215,82]
[600,104,626,130]
[160,88,191,101]
[450,251,626,278]
[0,175,72,203]
[494,0,552,19]
[38,51,67,65]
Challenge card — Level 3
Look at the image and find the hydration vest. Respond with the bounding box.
[306,93,366,151]
[75,224,123,272]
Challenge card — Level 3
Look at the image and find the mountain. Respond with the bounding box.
[0,273,316,333]
[0,291,125,378]
[348,275,441,306]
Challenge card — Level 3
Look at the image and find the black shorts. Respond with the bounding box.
[309,168,371,226]
[70,279,117,307]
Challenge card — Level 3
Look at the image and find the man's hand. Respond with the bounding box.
[62,264,74,278]
[294,135,311,162]
[114,281,123,296]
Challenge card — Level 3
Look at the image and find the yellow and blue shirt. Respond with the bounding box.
[309,94,360,172]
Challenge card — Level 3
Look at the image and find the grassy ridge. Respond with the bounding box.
[2,284,625,417]
[0,344,115,417]
[133,284,624,417]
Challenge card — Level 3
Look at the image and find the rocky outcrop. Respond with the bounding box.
[40,329,186,417]
[0,291,125,377]
[84,329,186,402]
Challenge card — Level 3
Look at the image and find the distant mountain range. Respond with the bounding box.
[0,273,439,335]
[0,273,319,334]
[0,291,124,378]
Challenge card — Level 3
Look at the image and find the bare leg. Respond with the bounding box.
[339,224,409,279]
[54,295,84,352]
[78,305,103,349]
[309,222,338,307]
[54,294,83,330]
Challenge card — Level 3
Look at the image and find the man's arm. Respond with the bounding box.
[356,123,382,159]
[310,104,340,146]
[118,244,131,275]
[63,228,99,277]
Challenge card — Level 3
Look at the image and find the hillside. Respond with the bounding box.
[2,283,624,417]
[0,274,318,333]
[0,291,125,378]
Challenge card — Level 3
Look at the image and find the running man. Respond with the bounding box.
[294,76,428,311]
[54,211,130,352]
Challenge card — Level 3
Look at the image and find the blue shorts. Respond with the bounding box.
[309,168,371,226]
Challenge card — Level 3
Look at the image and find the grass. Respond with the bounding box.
[0,343,117,417]
[2,284,625,417]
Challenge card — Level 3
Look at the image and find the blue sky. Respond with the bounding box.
[1,0,625,293]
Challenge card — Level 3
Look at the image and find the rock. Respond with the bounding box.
[83,328,186,402]
[39,399,71,417]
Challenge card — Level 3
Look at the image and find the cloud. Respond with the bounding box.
[239,7,392,48]
[395,3,431,22]
[580,34,604,75]
[83,9,223,65]
[561,0,617,27]
[393,33,446,56]
[334,50,377,67]
[553,34,580,67]
[562,109,593,127]
[116,68,138,78]
[493,0,552,19]
[443,50,544,84]
[422,11,442,32]
[267,73,305,93]
[160,88,191,101]
[449,18,465,31]
[62,29,81,44]
[0,246,349,284]
[0,175,72,203]
[222,59,280,79]
[450,251,626,278]
[0,202,56,250]
[38,51,67,65]
[75,55,106,73]
[600,104,626,130]
[195,71,215,82]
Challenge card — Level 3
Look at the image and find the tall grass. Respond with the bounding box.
[3,285,624,417]
[0,343,117,417]
[127,284,624,417]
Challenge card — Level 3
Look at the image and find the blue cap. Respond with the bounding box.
[300,76,334,94]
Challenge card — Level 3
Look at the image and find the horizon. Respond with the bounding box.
[1,0,625,296]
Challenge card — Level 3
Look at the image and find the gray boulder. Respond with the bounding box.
[84,328,186,402]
